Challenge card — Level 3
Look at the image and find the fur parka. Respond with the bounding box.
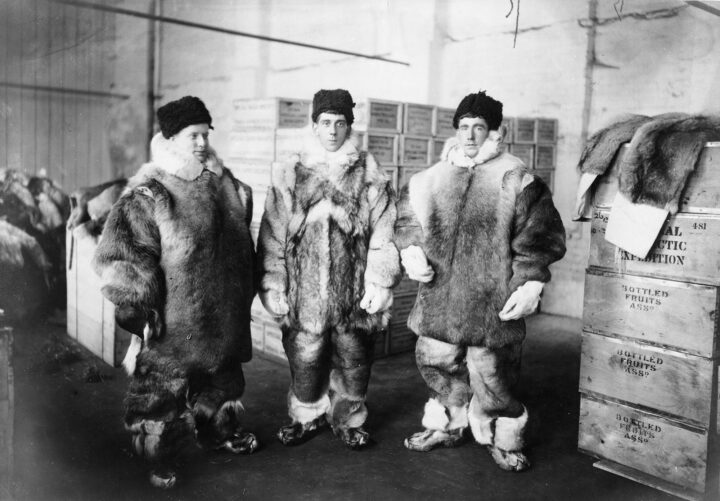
[93,133,256,367]
[257,129,401,333]
[395,132,566,348]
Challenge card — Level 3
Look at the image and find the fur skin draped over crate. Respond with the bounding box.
[575,113,720,220]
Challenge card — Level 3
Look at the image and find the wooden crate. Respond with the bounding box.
[535,144,556,169]
[589,209,720,285]
[431,138,447,164]
[67,227,133,367]
[403,103,434,136]
[391,291,416,321]
[513,117,537,144]
[353,99,403,133]
[0,327,13,497]
[535,118,558,144]
[593,143,720,213]
[510,143,535,168]
[580,332,715,426]
[232,97,311,130]
[363,132,399,166]
[225,159,273,196]
[583,269,718,357]
[395,276,420,295]
[228,129,305,162]
[579,394,713,495]
[433,107,455,138]
[400,136,433,167]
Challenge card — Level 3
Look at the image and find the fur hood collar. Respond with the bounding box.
[441,130,504,168]
[298,127,363,176]
[148,132,223,181]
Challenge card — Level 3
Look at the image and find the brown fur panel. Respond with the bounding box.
[508,175,567,292]
[258,186,290,294]
[93,189,163,308]
[578,114,652,175]
[620,114,720,213]
[394,183,425,250]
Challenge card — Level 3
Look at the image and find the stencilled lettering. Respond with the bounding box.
[620,284,669,312]
[615,349,664,378]
[615,413,661,444]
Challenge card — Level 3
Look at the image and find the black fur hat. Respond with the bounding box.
[452,90,503,130]
[312,89,355,125]
[157,96,214,139]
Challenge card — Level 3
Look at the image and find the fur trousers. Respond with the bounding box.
[124,349,248,463]
[281,323,376,431]
[415,336,529,452]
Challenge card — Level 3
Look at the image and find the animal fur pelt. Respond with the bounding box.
[577,114,653,175]
[619,114,720,213]
[67,178,128,234]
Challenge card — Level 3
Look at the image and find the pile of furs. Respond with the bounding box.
[0,169,70,322]
[0,169,127,323]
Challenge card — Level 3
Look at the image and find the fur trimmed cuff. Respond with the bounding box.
[494,407,529,452]
[365,243,401,288]
[421,398,469,431]
[468,397,493,445]
[99,261,159,306]
[288,391,330,424]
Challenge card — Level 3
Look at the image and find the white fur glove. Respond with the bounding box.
[259,289,290,317]
[499,281,544,321]
[400,245,434,283]
[360,282,393,314]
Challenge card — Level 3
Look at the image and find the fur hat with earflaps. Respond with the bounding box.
[312,89,355,126]
[453,90,503,130]
[157,96,214,139]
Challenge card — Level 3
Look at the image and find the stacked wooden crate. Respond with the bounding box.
[578,142,720,500]
[66,228,132,367]
[0,325,13,498]
[508,117,558,191]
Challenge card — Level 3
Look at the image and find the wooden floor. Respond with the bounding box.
[9,314,675,500]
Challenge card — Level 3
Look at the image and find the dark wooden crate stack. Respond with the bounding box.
[0,326,13,499]
[578,142,720,500]
[507,117,558,191]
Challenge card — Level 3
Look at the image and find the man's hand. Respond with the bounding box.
[360,283,393,314]
[499,281,544,321]
[400,245,434,283]
[260,289,290,317]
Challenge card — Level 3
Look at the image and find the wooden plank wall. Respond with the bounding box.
[0,0,117,192]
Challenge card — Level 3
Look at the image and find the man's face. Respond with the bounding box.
[312,112,349,153]
[456,116,489,158]
[171,123,210,162]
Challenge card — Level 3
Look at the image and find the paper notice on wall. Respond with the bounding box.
[605,192,668,259]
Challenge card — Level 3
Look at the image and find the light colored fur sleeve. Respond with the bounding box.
[92,189,162,307]
[365,180,401,289]
[257,185,289,294]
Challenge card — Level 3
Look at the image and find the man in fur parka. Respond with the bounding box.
[395,90,566,471]
[93,96,258,488]
[258,89,401,449]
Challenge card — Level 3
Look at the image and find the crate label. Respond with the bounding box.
[367,134,397,164]
[277,100,311,128]
[233,98,309,129]
[536,119,557,143]
[579,396,708,491]
[583,270,717,356]
[434,108,455,137]
[580,332,714,425]
[590,210,720,284]
[402,137,430,165]
[535,144,555,169]
[514,118,536,143]
[369,102,401,130]
[405,104,434,136]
